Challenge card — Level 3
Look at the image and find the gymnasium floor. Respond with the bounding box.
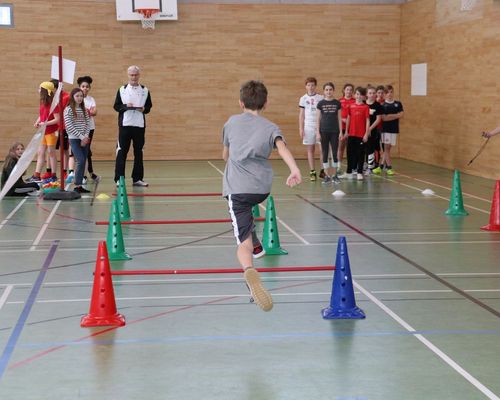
[0,159,499,400]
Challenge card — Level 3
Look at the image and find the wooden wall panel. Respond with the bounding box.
[1,1,400,161]
[399,0,500,179]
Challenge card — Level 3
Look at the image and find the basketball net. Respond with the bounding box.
[137,8,160,30]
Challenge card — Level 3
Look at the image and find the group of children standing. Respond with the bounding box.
[298,77,404,183]
[1,76,99,196]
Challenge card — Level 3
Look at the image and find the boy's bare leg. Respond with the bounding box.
[307,145,315,171]
[384,144,392,166]
[238,236,273,311]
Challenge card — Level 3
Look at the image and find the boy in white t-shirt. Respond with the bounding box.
[299,77,323,181]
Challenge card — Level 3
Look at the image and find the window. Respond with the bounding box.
[0,4,13,28]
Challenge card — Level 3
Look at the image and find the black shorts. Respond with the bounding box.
[226,193,269,244]
[55,130,69,150]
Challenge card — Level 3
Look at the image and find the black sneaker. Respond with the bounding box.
[253,244,266,259]
[319,169,326,179]
[74,186,91,193]
[322,175,332,184]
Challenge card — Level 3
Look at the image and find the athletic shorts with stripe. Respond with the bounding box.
[226,193,269,244]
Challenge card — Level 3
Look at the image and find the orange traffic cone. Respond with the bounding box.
[481,180,500,231]
[81,241,126,327]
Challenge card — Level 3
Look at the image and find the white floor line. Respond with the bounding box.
[353,280,500,400]
[0,230,493,246]
[30,201,61,251]
[3,271,499,289]
[3,239,500,255]
[5,286,500,305]
[387,176,490,214]
[276,217,309,244]
[0,285,14,310]
[396,171,492,203]
[0,198,28,231]
[207,160,224,175]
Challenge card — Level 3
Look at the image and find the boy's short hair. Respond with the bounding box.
[355,86,367,96]
[323,82,335,90]
[376,85,385,92]
[240,80,268,111]
[304,77,317,86]
[385,85,394,93]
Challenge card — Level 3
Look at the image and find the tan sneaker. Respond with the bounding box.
[244,268,273,312]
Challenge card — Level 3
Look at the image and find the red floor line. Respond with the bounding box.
[95,217,265,225]
[113,192,222,197]
[8,280,327,371]
[110,266,335,275]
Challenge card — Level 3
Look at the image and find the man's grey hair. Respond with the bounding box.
[127,65,140,74]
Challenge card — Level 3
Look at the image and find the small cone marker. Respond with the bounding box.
[422,189,435,196]
[332,190,346,197]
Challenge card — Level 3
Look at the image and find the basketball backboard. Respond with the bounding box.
[116,0,178,21]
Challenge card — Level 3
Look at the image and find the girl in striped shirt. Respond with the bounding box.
[64,88,91,193]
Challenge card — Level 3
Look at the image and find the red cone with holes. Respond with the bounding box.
[481,180,500,231]
[81,241,126,327]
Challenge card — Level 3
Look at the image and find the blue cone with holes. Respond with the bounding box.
[322,236,365,319]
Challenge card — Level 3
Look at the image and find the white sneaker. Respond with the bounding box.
[357,173,364,181]
[244,268,273,312]
[133,180,149,187]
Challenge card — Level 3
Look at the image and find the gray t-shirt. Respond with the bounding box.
[222,112,283,196]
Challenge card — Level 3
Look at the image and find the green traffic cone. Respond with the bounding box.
[106,199,132,260]
[445,170,469,216]
[118,176,131,222]
[252,204,261,218]
[262,195,288,255]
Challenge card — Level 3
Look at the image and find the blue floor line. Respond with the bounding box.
[0,241,58,381]
[16,328,500,349]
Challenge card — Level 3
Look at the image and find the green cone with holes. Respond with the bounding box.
[261,195,287,255]
[106,199,132,260]
[445,170,469,216]
[252,204,261,218]
[117,176,132,221]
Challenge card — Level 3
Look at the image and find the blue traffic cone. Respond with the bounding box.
[322,236,365,319]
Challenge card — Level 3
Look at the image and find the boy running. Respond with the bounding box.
[223,80,302,312]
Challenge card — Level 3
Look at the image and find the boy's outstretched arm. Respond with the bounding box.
[483,125,500,138]
[275,138,302,187]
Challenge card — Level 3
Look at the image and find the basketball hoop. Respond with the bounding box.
[136,8,160,30]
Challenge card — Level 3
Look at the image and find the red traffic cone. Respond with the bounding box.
[481,180,500,231]
[81,241,126,327]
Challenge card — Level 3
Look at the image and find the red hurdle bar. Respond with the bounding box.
[110,266,335,275]
[96,217,265,225]
[113,192,222,197]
